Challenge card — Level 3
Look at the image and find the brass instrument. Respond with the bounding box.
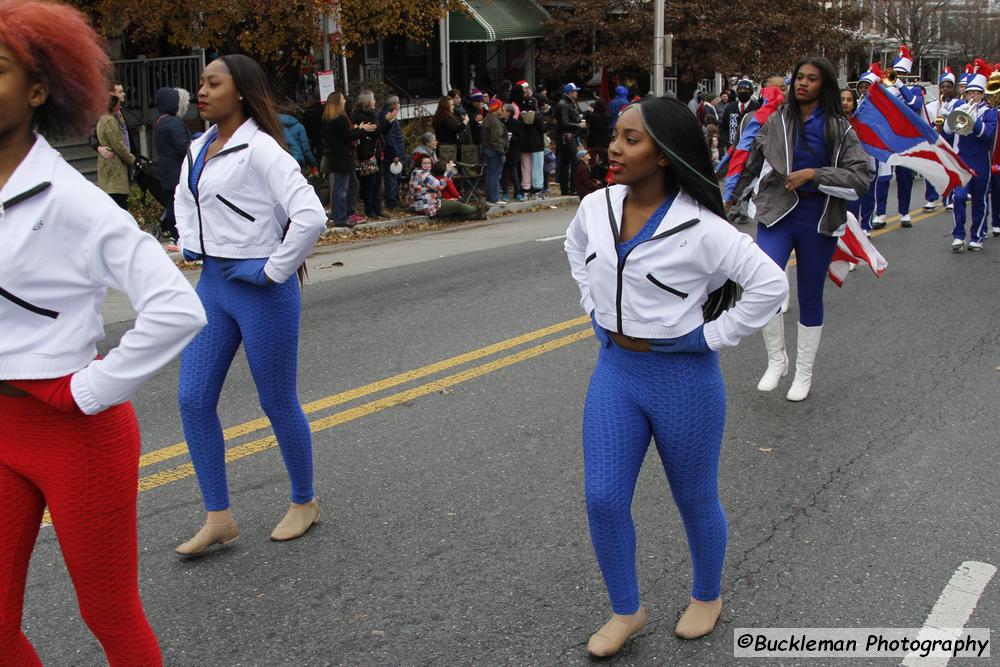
[987,71,1000,106]
[883,70,898,86]
[946,104,978,136]
[934,116,945,130]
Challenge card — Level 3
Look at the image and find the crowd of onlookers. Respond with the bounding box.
[92,77,648,237]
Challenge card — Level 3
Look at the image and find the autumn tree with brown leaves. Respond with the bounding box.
[68,0,465,77]
[542,0,863,83]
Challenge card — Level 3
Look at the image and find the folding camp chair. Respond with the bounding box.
[454,143,485,206]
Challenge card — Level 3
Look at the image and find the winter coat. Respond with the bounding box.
[153,87,191,194]
[504,116,525,160]
[322,114,366,174]
[96,112,134,195]
[433,113,466,146]
[353,108,382,162]
[379,105,405,161]
[520,97,546,153]
[482,112,508,154]
[584,110,612,150]
[279,113,317,168]
[556,96,583,135]
[733,108,870,236]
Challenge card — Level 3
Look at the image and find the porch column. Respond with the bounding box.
[527,40,536,88]
[440,15,451,96]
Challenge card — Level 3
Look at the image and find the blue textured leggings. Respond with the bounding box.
[178,258,313,511]
[583,339,728,615]
[756,201,838,327]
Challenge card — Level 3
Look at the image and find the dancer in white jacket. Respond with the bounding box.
[0,2,205,663]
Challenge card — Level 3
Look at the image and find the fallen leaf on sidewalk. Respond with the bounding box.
[314,261,344,269]
[758,447,773,453]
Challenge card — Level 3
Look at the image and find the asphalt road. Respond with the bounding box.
[19,191,1000,666]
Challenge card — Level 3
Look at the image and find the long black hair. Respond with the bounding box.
[219,54,287,151]
[634,96,740,320]
[784,56,844,162]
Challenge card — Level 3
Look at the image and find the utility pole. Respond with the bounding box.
[653,0,665,96]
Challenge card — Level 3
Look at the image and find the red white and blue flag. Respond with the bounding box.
[828,213,887,287]
[851,82,974,196]
[720,86,785,201]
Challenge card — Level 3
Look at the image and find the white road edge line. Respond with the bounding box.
[900,560,996,667]
[535,234,566,242]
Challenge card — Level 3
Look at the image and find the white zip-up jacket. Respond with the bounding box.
[175,118,326,283]
[0,135,207,414]
[565,185,788,349]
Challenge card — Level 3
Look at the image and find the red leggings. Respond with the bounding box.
[0,395,161,666]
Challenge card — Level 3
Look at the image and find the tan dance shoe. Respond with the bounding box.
[175,510,240,556]
[674,597,722,639]
[270,499,320,541]
[586,607,647,657]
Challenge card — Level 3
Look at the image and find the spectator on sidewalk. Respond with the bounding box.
[556,83,586,196]
[467,89,486,147]
[698,93,720,128]
[379,95,404,210]
[412,132,439,165]
[519,83,547,199]
[409,157,486,219]
[584,97,613,164]
[322,91,376,227]
[610,85,630,126]
[153,87,191,246]
[96,94,135,210]
[352,90,385,219]
[503,103,525,201]
[482,99,509,205]
[433,96,465,163]
[574,148,604,200]
[92,81,131,162]
[278,104,318,173]
[719,78,757,153]
[543,135,557,194]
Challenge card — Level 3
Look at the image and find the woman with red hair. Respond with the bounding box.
[0,1,207,664]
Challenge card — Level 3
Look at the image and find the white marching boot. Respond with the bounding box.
[786,324,822,402]
[757,314,788,392]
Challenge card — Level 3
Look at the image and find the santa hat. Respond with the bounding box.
[965,59,993,93]
[938,66,955,84]
[892,46,913,74]
[516,80,530,89]
[860,63,882,85]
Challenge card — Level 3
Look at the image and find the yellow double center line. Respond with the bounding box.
[137,326,593,493]
[39,206,941,524]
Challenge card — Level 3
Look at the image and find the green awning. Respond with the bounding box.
[449,0,551,43]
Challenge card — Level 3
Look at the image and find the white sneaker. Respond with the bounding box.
[900,214,912,227]
[992,227,1000,237]
[968,241,983,251]
[945,203,954,211]
[922,201,937,211]
[951,239,966,252]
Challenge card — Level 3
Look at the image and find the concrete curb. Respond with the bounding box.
[167,195,579,263]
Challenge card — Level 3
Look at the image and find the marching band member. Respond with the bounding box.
[0,1,206,663]
[887,47,923,227]
[988,66,1000,237]
[931,67,960,211]
[565,96,787,656]
[945,60,998,252]
[857,64,891,232]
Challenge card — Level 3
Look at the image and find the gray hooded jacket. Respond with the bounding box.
[732,108,870,236]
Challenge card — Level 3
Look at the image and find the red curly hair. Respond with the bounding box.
[0,0,111,138]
